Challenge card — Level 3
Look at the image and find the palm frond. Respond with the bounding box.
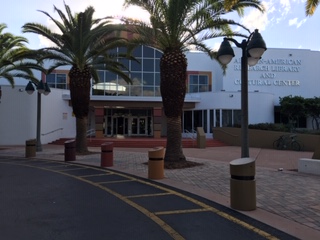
[22,3,136,83]
[124,0,263,54]
[0,23,42,87]
[306,0,320,16]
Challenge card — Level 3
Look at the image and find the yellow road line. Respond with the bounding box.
[58,167,85,172]
[8,161,184,240]
[79,173,112,178]
[127,192,172,199]
[4,160,279,240]
[97,179,134,184]
[42,163,68,168]
[155,208,210,216]
[55,169,185,240]
[102,170,280,240]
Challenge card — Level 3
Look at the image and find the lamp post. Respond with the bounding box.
[25,80,51,152]
[217,29,267,158]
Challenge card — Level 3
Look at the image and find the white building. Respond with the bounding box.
[0,46,319,145]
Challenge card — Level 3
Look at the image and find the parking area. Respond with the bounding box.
[0,156,299,240]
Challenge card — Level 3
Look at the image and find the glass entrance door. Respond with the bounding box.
[112,117,128,136]
[139,118,147,135]
[131,118,138,135]
[106,111,151,137]
[131,117,147,136]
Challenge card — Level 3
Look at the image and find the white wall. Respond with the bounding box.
[40,88,76,143]
[0,85,75,145]
[186,51,224,92]
[248,92,275,124]
[1,48,320,145]
[191,91,274,124]
[0,85,37,144]
[221,48,320,105]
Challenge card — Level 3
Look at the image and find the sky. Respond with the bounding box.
[2,0,320,51]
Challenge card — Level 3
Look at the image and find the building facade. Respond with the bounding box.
[0,46,319,145]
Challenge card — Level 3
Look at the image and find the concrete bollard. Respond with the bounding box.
[230,158,256,211]
[64,140,76,162]
[196,127,206,149]
[148,147,165,180]
[25,139,36,158]
[101,142,114,167]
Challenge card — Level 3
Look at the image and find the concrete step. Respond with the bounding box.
[50,138,227,148]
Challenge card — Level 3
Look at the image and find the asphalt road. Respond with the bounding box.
[0,156,297,240]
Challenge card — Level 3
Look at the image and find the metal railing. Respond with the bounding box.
[184,129,197,147]
[184,129,196,139]
[87,128,96,141]
[41,128,63,136]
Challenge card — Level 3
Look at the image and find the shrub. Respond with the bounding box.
[248,123,288,132]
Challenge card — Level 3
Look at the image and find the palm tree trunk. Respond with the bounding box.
[69,65,91,154]
[75,117,88,153]
[165,116,186,162]
[160,49,187,163]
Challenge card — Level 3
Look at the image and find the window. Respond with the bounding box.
[187,73,211,93]
[119,58,129,70]
[233,110,241,126]
[46,72,68,89]
[215,109,220,127]
[143,73,154,85]
[106,72,117,82]
[97,71,105,82]
[92,45,163,97]
[131,59,142,71]
[155,73,160,86]
[184,108,241,134]
[143,59,155,72]
[193,110,203,129]
[183,111,193,132]
[143,47,154,58]
[199,75,209,92]
[183,110,207,133]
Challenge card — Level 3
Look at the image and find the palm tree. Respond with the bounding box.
[0,23,43,87]
[22,3,133,153]
[306,0,319,15]
[123,0,263,165]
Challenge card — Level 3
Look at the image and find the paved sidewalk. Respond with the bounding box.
[1,145,320,239]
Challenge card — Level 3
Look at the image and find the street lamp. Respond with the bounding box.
[25,80,51,152]
[217,29,267,158]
